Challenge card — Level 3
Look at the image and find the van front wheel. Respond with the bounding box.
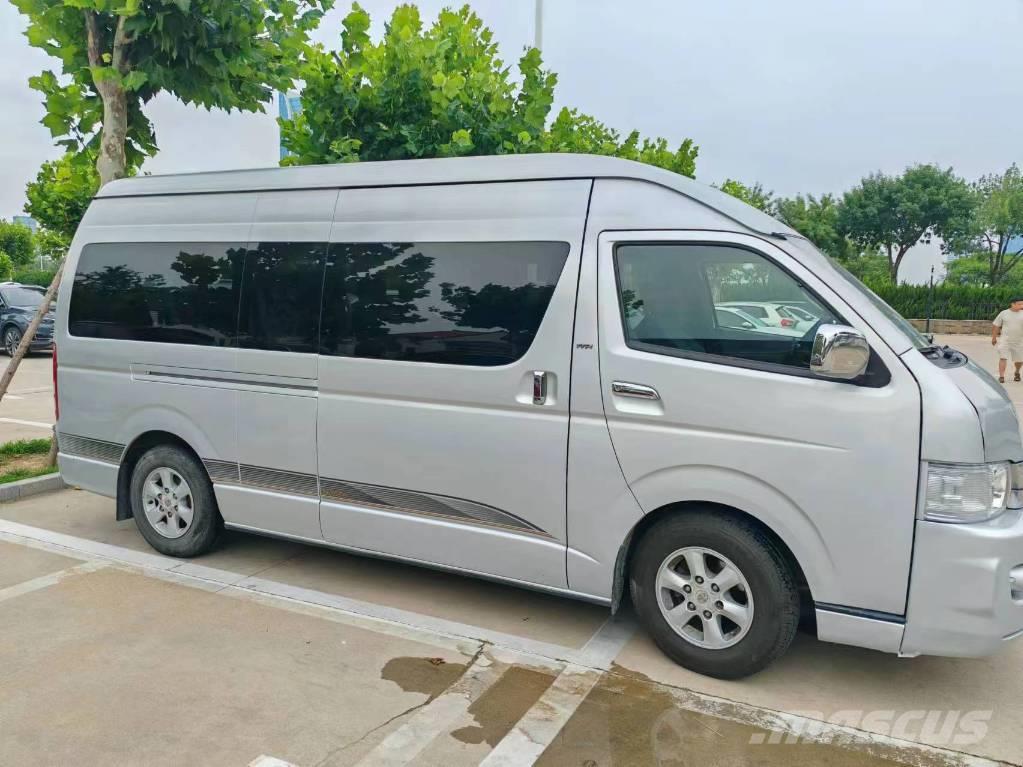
[629,511,799,679]
[129,445,221,557]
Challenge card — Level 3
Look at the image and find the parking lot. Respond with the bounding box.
[0,354,55,442]
[1,336,1020,766]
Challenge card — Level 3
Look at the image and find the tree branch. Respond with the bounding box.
[84,10,101,68]
[112,14,133,74]
[1001,251,1023,279]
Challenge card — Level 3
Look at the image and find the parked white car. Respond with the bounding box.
[719,301,813,331]
[714,306,804,337]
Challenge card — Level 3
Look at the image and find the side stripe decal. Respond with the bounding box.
[61,440,551,540]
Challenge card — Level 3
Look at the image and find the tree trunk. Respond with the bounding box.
[0,264,64,456]
[891,244,912,284]
[95,83,129,187]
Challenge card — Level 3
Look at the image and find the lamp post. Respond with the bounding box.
[925,265,935,336]
[534,0,543,51]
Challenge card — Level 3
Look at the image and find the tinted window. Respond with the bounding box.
[237,242,326,353]
[0,286,45,308]
[321,241,569,366]
[616,243,840,371]
[69,243,244,345]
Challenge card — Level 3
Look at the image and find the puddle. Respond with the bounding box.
[451,666,556,746]
[380,656,467,700]
[536,672,916,767]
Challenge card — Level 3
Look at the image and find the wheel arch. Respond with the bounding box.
[116,430,208,521]
[611,500,816,630]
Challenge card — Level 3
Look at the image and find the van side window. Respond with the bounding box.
[237,242,326,353]
[321,241,569,366]
[68,242,244,346]
[616,243,840,372]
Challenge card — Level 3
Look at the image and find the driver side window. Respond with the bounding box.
[615,243,840,371]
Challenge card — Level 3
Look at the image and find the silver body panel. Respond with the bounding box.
[55,154,1023,662]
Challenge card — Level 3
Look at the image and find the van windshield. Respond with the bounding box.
[0,286,45,308]
[786,237,931,350]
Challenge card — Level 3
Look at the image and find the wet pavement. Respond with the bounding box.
[2,489,1016,766]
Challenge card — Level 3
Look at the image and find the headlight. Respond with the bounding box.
[924,462,1009,523]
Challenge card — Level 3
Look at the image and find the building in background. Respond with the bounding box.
[278,91,303,160]
[12,215,37,232]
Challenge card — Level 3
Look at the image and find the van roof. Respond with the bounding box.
[97,153,796,237]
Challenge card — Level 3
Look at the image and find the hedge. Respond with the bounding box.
[866,283,1018,321]
[11,267,58,288]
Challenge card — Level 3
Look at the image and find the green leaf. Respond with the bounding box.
[122,70,148,91]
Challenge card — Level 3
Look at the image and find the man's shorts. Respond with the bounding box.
[997,339,1023,361]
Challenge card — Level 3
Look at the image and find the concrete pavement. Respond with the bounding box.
[0,354,55,443]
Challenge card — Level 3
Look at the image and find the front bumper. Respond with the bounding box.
[901,510,1023,657]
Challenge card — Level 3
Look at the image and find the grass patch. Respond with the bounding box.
[0,438,56,484]
[0,465,58,485]
[0,438,52,457]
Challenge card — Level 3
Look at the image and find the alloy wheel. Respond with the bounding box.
[655,546,754,650]
[141,467,195,539]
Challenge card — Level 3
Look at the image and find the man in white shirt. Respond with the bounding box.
[992,298,1023,382]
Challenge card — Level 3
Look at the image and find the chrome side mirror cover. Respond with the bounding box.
[810,324,870,380]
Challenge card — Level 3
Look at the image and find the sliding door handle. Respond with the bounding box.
[532,371,548,405]
[611,381,660,400]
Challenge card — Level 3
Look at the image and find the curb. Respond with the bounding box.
[0,472,65,503]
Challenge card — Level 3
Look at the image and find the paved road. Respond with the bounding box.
[0,354,55,443]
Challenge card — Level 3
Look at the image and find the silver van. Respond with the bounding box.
[55,154,1023,678]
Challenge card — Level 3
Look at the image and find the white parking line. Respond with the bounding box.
[0,560,106,604]
[353,653,504,767]
[0,417,53,429]
[479,615,635,767]
[248,757,298,767]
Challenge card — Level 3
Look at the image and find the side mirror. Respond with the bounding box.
[810,324,870,380]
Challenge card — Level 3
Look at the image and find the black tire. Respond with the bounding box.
[4,326,22,357]
[129,444,222,557]
[629,510,799,679]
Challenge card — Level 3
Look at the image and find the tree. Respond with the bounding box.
[0,220,36,267]
[25,152,100,240]
[943,164,1023,286]
[775,193,861,259]
[14,0,333,186]
[33,229,70,264]
[718,179,774,212]
[837,165,974,283]
[542,107,697,178]
[281,4,698,176]
[0,253,14,282]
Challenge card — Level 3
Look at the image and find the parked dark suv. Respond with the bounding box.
[0,282,54,356]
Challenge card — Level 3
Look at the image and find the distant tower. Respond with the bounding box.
[12,216,37,232]
[278,91,303,160]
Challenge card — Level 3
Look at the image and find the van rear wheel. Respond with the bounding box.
[129,445,221,557]
[629,511,799,679]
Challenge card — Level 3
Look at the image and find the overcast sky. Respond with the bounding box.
[2,0,1021,282]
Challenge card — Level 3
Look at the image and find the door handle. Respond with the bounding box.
[611,381,660,400]
[532,371,548,405]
